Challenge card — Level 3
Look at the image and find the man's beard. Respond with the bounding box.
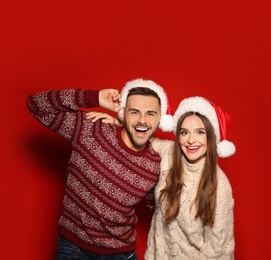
[124,122,156,150]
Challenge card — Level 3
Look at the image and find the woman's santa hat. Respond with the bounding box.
[172,96,236,158]
[118,78,174,132]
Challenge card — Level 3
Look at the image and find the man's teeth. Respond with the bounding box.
[135,127,148,132]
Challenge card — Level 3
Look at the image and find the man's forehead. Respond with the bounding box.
[127,95,160,107]
[127,94,159,103]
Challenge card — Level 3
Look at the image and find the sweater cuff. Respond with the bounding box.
[85,90,100,108]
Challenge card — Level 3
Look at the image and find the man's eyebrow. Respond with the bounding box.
[128,108,139,112]
[147,110,158,114]
[128,108,158,114]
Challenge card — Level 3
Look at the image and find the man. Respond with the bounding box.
[26,78,172,259]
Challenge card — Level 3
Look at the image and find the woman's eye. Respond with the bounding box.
[198,130,206,135]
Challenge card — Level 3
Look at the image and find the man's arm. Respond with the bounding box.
[26,88,121,139]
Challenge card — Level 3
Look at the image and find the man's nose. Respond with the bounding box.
[137,114,146,123]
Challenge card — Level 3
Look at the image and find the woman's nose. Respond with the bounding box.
[188,133,196,143]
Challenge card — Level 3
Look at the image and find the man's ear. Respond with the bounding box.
[118,115,124,123]
[118,108,124,123]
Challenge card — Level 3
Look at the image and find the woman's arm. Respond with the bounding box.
[85,111,122,126]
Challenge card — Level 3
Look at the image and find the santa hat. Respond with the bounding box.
[118,78,174,132]
[172,96,236,158]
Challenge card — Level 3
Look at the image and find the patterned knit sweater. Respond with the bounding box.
[145,138,235,260]
[26,88,161,255]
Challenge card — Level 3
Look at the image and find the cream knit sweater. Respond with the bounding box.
[145,138,235,260]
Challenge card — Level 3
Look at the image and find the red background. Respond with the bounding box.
[1,0,270,259]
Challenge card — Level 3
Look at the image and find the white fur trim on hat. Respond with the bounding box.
[118,78,174,132]
[173,96,236,158]
[217,140,236,158]
[173,96,220,141]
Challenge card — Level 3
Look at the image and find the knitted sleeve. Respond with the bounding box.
[181,169,235,260]
[144,187,156,211]
[150,138,174,156]
[26,88,99,141]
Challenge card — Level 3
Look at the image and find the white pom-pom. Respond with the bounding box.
[217,140,236,158]
[159,114,175,132]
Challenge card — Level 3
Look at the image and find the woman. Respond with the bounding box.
[145,96,236,260]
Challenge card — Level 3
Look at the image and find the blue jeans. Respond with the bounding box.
[56,236,138,260]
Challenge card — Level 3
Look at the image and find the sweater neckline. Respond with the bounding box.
[182,156,205,182]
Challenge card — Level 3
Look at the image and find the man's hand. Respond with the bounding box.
[86,111,122,126]
[99,89,121,112]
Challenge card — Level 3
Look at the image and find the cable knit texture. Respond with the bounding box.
[26,88,161,255]
[145,138,235,260]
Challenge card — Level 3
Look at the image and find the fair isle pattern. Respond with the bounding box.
[26,88,160,254]
[99,123,160,178]
[60,89,77,108]
[32,92,54,127]
[81,120,95,149]
[33,91,53,112]
[59,113,76,139]
[68,149,139,207]
[80,120,158,191]
[59,214,134,248]
[66,174,132,223]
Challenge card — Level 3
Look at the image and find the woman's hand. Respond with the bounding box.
[86,111,122,126]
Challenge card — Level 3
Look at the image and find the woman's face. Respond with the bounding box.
[179,114,207,164]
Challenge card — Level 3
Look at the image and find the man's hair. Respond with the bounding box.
[127,87,161,106]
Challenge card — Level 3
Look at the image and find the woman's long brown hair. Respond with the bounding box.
[158,112,218,226]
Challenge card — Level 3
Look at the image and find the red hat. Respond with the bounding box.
[172,96,236,158]
[118,78,174,132]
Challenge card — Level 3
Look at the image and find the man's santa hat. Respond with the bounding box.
[118,78,174,132]
[172,96,236,158]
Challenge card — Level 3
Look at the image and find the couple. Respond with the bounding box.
[26,79,236,259]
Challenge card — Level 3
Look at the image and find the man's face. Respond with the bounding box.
[121,95,161,151]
